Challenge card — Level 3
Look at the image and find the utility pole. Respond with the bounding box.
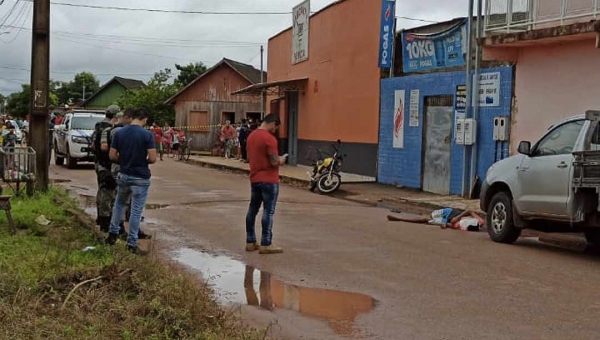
[82,84,86,101]
[29,0,50,191]
[462,0,475,197]
[469,0,484,196]
[260,45,265,120]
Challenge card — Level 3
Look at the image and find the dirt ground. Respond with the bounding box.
[53,159,600,340]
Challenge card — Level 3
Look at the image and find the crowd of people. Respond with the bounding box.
[149,123,187,161]
[219,118,259,162]
[92,105,156,255]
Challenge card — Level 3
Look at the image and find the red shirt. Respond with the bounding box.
[151,126,163,143]
[247,129,279,184]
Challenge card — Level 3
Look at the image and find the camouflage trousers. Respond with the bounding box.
[96,167,117,226]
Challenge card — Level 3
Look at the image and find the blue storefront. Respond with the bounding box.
[377,66,514,195]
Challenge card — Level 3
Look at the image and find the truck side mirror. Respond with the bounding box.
[518,141,531,156]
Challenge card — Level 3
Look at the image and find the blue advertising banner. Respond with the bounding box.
[378,0,395,68]
[402,21,467,73]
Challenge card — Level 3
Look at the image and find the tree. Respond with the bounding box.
[175,62,207,88]
[118,69,178,126]
[54,72,100,106]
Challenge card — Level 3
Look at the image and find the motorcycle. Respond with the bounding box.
[308,140,345,194]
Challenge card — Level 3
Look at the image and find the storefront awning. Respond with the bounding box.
[231,78,308,96]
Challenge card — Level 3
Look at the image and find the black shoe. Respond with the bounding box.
[127,245,148,256]
[138,229,152,240]
[119,224,128,240]
[100,224,110,233]
[105,233,118,246]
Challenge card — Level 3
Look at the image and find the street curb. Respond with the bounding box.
[54,194,105,243]
[186,157,478,215]
[187,158,311,188]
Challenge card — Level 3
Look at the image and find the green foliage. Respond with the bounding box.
[55,72,101,106]
[118,69,178,126]
[175,62,208,88]
[4,72,98,117]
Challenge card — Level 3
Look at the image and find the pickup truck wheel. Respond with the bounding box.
[54,145,64,166]
[584,230,600,246]
[66,147,77,169]
[487,192,521,244]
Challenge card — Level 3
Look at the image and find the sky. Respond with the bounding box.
[0,0,472,97]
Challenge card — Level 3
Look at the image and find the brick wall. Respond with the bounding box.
[378,66,514,195]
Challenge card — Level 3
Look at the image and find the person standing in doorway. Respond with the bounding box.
[221,120,237,159]
[245,114,286,255]
[239,118,249,163]
[106,108,157,255]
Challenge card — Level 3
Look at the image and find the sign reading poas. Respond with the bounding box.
[378,0,396,68]
[292,0,310,65]
[402,21,466,73]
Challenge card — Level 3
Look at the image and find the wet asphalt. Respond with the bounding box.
[52,159,600,340]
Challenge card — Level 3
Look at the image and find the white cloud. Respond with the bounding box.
[0,0,470,95]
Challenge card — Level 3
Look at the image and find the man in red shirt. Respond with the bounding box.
[245,114,286,254]
[151,123,164,161]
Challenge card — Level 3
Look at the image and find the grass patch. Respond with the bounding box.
[0,188,268,340]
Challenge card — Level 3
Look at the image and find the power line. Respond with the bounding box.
[1,1,30,43]
[396,16,438,24]
[0,65,156,76]
[24,0,292,15]
[20,0,439,23]
[0,0,21,28]
[2,24,264,46]
[53,35,216,63]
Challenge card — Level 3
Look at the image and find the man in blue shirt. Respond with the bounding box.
[105,108,157,255]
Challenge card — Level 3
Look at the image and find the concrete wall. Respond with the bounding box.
[378,66,513,195]
[267,0,381,145]
[172,64,261,151]
[485,38,600,151]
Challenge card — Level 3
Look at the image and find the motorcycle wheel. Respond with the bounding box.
[317,173,341,194]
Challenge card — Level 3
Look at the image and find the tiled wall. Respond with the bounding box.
[378,66,513,195]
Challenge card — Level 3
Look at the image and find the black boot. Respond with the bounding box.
[105,233,118,246]
[99,217,110,233]
[127,245,148,256]
[119,222,128,240]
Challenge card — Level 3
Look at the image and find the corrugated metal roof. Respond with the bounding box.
[165,58,267,105]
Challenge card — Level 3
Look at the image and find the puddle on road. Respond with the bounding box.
[173,248,376,338]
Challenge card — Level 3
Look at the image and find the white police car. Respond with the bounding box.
[54,110,105,168]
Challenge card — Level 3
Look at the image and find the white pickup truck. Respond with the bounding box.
[53,110,105,168]
[480,110,600,245]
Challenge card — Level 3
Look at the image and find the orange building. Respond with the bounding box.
[235,0,382,177]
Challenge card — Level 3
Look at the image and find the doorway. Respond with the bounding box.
[246,112,261,123]
[287,91,299,166]
[221,112,235,124]
[422,96,453,195]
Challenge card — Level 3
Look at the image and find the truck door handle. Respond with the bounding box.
[557,162,568,169]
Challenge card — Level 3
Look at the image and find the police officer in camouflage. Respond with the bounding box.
[100,109,152,240]
[92,105,119,232]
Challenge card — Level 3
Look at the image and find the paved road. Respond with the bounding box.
[52,160,600,340]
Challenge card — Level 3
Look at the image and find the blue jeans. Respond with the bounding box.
[246,183,279,246]
[109,173,150,247]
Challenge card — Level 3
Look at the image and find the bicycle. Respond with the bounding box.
[178,138,192,161]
